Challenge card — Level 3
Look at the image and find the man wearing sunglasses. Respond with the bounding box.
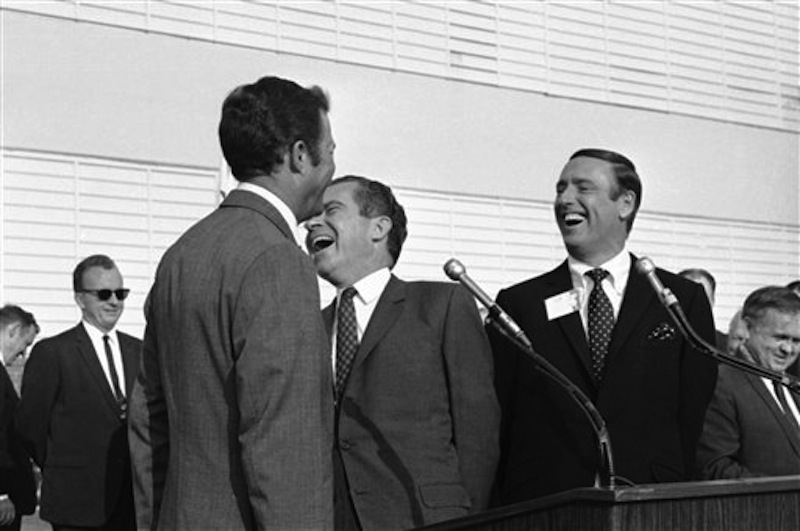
[16,254,141,531]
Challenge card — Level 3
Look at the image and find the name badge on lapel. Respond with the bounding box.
[545,289,580,321]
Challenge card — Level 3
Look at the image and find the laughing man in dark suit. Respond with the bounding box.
[488,148,718,504]
[697,286,800,478]
[305,176,499,530]
[16,255,141,530]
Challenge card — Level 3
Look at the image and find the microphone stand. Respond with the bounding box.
[663,293,800,393]
[487,316,617,490]
[637,257,800,393]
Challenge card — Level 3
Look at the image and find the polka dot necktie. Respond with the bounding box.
[335,287,359,400]
[586,269,614,383]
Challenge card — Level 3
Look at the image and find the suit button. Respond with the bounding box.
[340,439,352,451]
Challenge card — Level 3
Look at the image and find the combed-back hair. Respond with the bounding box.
[331,175,408,268]
[742,285,800,324]
[570,148,642,232]
[73,254,117,292]
[678,268,717,293]
[219,76,330,180]
[0,304,38,333]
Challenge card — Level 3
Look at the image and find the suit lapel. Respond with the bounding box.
[355,275,405,370]
[547,262,594,380]
[322,302,335,339]
[1,365,19,403]
[746,373,800,457]
[119,333,138,395]
[605,256,655,373]
[75,325,120,413]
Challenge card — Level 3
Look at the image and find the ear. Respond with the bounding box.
[617,190,636,222]
[289,140,310,174]
[74,292,86,310]
[370,215,392,243]
[5,322,21,340]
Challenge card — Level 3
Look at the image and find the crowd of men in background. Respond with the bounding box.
[1,74,799,531]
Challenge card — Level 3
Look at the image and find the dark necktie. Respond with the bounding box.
[335,287,359,400]
[103,334,125,403]
[586,268,614,383]
[772,380,800,435]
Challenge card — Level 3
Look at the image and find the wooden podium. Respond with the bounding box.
[419,476,800,531]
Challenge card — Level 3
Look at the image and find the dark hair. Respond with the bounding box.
[678,268,717,294]
[73,254,117,292]
[219,76,330,181]
[0,304,39,334]
[786,280,800,294]
[331,175,408,268]
[742,286,800,324]
[569,148,642,232]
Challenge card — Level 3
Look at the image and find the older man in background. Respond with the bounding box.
[697,286,800,479]
[0,305,38,531]
[17,255,140,531]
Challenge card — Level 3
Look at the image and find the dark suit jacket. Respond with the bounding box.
[325,277,499,530]
[15,324,140,527]
[697,365,800,478]
[129,190,333,530]
[0,366,36,517]
[489,255,718,504]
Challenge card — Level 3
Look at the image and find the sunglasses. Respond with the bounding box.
[79,289,130,301]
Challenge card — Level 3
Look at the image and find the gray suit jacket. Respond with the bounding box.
[697,365,800,479]
[129,190,333,530]
[325,277,499,530]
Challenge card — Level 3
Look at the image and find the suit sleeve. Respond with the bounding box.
[485,288,519,502]
[0,377,17,488]
[443,285,500,513]
[15,340,60,467]
[676,280,719,478]
[233,245,333,530]
[129,296,169,531]
[695,372,757,479]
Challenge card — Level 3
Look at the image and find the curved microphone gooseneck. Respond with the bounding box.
[636,256,800,393]
[443,258,617,490]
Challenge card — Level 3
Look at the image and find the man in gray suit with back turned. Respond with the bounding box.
[129,76,336,530]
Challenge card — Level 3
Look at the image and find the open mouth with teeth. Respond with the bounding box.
[309,234,335,253]
[562,213,585,227]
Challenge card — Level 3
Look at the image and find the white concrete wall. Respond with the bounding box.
[4,12,798,225]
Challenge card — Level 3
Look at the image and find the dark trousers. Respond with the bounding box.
[0,515,22,531]
[334,444,361,531]
[50,466,135,531]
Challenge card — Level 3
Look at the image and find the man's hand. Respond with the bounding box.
[0,496,16,526]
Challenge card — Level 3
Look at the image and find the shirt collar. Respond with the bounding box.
[340,268,391,306]
[236,181,304,247]
[567,246,631,295]
[81,320,117,342]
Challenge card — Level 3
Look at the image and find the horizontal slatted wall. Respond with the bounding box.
[1,150,218,338]
[6,0,797,131]
[2,150,798,337]
[391,187,800,332]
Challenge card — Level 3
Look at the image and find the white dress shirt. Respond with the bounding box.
[82,321,126,397]
[567,247,631,338]
[237,181,304,247]
[761,376,800,427]
[330,268,391,375]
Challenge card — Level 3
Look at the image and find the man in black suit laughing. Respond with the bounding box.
[488,148,718,504]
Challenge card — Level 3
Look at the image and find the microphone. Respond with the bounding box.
[443,257,617,489]
[636,256,800,393]
[635,257,679,308]
[443,258,532,350]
